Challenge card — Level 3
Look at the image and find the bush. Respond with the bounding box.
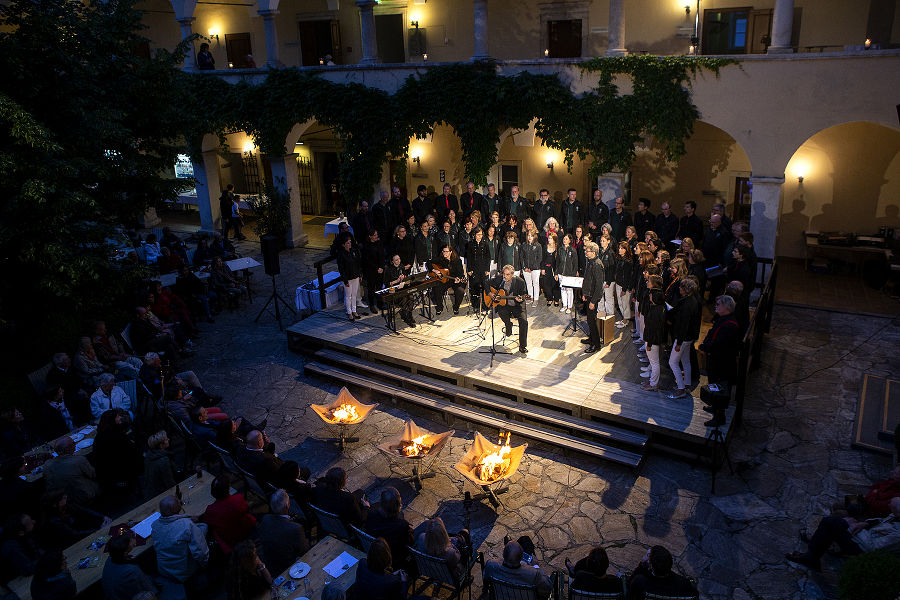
[839,551,900,600]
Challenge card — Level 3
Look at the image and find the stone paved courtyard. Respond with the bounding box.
[184,241,900,600]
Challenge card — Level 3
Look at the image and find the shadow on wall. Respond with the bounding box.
[778,197,811,256]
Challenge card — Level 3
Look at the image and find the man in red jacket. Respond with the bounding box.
[200,473,256,554]
[862,466,900,518]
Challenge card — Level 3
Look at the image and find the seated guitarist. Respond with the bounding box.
[432,245,467,315]
[384,254,416,327]
[488,265,529,354]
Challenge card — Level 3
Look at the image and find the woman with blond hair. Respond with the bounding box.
[521,230,543,307]
[665,257,689,307]
[416,517,470,578]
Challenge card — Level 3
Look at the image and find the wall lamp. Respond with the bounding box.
[684,4,690,15]
[410,20,419,29]
[208,28,220,42]
[412,156,421,164]
[797,175,804,184]
[547,161,554,170]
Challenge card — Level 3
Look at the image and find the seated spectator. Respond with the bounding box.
[0,513,41,581]
[46,352,90,424]
[89,373,133,423]
[130,306,182,360]
[165,387,228,429]
[322,582,347,600]
[253,489,309,576]
[201,474,257,555]
[628,546,697,599]
[0,408,40,460]
[226,540,272,600]
[102,531,158,600]
[37,490,108,551]
[161,226,186,254]
[416,517,468,579]
[157,246,185,274]
[150,280,196,337]
[354,537,408,600]
[237,430,282,486]
[193,238,212,266]
[174,264,217,323]
[151,495,209,586]
[92,409,143,499]
[724,280,750,332]
[484,540,552,599]
[142,294,192,349]
[190,406,227,444]
[0,456,41,517]
[313,466,369,527]
[209,232,237,261]
[73,336,108,387]
[30,550,76,600]
[858,466,900,518]
[44,436,101,507]
[143,430,177,498]
[366,486,414,571]
[787,496,900,572]
[143,234,162,264]
[274,460,313,507]
[210,256,246,307]
[139,351,216,404]
[565,546,623,594]
[92,321,143,380]
[39,385,74,441]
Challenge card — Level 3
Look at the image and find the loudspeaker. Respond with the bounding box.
[261,235,280,275]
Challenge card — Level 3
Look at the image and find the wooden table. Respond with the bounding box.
[8,470,215,600]
[803,233,892,274]
[226,256,263,300]
[273,536,365,600]
[23,425,98,483]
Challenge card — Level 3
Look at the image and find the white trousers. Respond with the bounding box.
[602,285,616,316]
[669,341,693,391]
[646,343,661,387]
[636,313,645,340]
[344,277,360,315]
[614,284,632,320]
[560,286,574,309]
[523,269,541,303]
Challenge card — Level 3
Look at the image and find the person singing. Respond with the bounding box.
[556,233,578,315]
[431,246,467,316]
[540,235,560,308]
[521,230,543,308]
[581,241,605,354]
[488,265,528,354]
[466,228,490,315]
[336,234,363,321]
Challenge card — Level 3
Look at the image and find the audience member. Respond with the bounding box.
[46,352,91,424]
[43,436,101,506]
[416,517,468,579]
[857,466,900,518]
[0,408,40,460]
[102,531,158,600]
[201,473,257,555]
[92,409,143,499]
[72,336,108,387]
[0,456,40,517]
[151,495,209,586]
[143,430,177,498]
[313,466,369,527]
[354,537,408,600]
[130,307,181,360]
[253,489,309,576]
[628,546,696,599]
[484,540,552,599]
[92,321,143,380]
[37,490,108,551]
[89,373,133,423]
[39,385,74,441]
[0,513,41,580]
[226,540,272,600]
[366,486,414,571]
[174,264,217,323]
[237,430,282,486]
[565,546,623,594]
[30,550,76,600]
[274,460,312,507]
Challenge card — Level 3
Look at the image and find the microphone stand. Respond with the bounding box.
[478,296,510,368]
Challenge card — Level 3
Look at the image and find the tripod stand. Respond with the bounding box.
[702,424,733,494]
[478,304,510,367]
[254,274,296,331]
[562,308,589,337]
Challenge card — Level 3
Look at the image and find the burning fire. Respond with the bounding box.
[331,404,359,423]
[400,434,432,457]
[474,432,512,483]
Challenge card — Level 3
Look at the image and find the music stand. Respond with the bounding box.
[558,275,588,337]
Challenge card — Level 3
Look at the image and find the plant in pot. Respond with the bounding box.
[247,179,291,249]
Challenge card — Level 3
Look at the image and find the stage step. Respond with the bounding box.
[314,348,648,451]
[304,361,645,469]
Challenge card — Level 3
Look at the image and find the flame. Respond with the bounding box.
[400,434,432,457]
[331,403,359,423]
[474,432,512,483]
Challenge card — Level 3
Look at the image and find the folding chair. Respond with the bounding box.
[28,362,52,397]
[487,571,560,600]
[350,523,376,553]
[408,545,484,600]
[308,503,352,543]
[569,578,626,600]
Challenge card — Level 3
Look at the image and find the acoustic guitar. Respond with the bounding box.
[483,285,531,308]
[430,264,466,284]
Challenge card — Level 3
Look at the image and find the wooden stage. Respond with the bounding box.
[288,302,734,462]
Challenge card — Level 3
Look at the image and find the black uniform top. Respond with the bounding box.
[520,242,543,271]
[532,200,556,231]
[586,200,609,230]
[412,196,433,224]
[643,295,668,347]
[389,196,411,226]
[459,192,482,218]
[506,198,531,223]
[499,242,521,272]
[669,293,702,343]
[433,256,465,280]
[466,239,491,279]
[434,193,459,223]
[487,274,527,306]
[555,245,578,277]
[414,232,433,265]
[614,256,634,289]
[608,209,633,242]
[362,239,386,273]
[598,245,616,285]
[457,229,472,258]
[560,200,584,233]
[541,247,557,277]
[633,210,655,238]
[481,194,503,220]
[383,262,410,287]
[678,214,704,246]
[581,257,605,303]
[390,234,415,267]
[654,213,679,244]
[336,245,362,284]
[372,201,393,235]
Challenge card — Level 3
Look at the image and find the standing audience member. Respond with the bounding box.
[253,489,309,577]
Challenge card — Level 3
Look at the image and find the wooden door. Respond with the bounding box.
[375,14,405,63]
[747,9,772,54]
[225,33,253,68]
[548,19,582,58]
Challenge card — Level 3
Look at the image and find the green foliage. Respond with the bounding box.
[839,551,900,600]
[247,181,292,242]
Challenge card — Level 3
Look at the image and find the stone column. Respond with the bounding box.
[258,10,282,67]
[748,175,784,264]
[472,0,490,60]
[767,0,795,54]
[356,0,378,65]
[606,0,626,56]
[176,17,198,71]
[191,150,223,234]
[268,154,309,248]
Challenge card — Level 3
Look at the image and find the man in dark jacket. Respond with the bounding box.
[237,430,283,486]
[532,189,556,231]
[633,197,655,238]
[434,183,458,224]
[581,242,605,354]
[389,186,411,230]
[654,202,679,250]
[372,191,393,244]
[677,201,704,246]
[351,201,374,245]
[365,487,413,571]
[219,184,235,239]
[701,214,732,267]
[458,182,482,221]
[506,185,530,224]
[560,188,584,235]
[254,489,309,576]
[489,265,529,354]
[411,184,432,225]
[698,294,741,386]
[608,196,632,241]
[586,189,609,235]
[481,183,503,220]
[362,230,386,311]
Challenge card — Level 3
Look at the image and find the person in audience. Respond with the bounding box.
[366,486,414,572]
[322,582,347,600]
[130,307,182,360]
[150,280,196,336]
[484,540,552,599]
[157,246,185,274]
[0,456,41,518]
[143,430,177,498]
[226,540,272,600]
[92,409,143,500]
[43,436,101,506]
[102,531,158,600]
[354,537,408,600]
[139,351,217,405]
[314,466,369,527]
[143,234,162,264]
[565,546,623,594]
[201,473,256,555]
[193,237,212,266]
[416,517,468,578]
[29,550,76,600]
[0,513,41,581]
[38,386,73,441]
[37,489,108,551]
[174,264,218,323]
[237,430,283,486]
[274,460,313,507]
[209,231,238,260]
[855,466,900,519]
[89,372,133,423]
[73,336,108,386]
[253,489,309,577]
[92,321,143,379]
[46,352,91,424]
[210,255,246,307]
[0,408,40,460]
[151,495,209,586]
[787,496,900,572]
[628,545,696,599]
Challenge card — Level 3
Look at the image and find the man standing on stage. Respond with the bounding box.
[677,200,704,246]
[654,202,679,251]
[489,265,528,354]
[608,196,632,241]
[482,183,502,220]
[434,183,458,224]
[459,181,482,222]
[389,186,411,232]
[506,185,530,224]
[581,241,605,354]
[586,189,608,235]
[532,188,555,231]
[372,190,393,245]
[412,184,432,225]
[560,188,583,235]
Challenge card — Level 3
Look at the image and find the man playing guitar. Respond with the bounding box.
[431,245,467,315]
[486,265,529,354]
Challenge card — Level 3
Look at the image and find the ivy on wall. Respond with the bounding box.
[183,55,736,205]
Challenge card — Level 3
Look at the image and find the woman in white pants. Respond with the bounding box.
[555,233,579,314]
[641,287,667,391]
[612,241,634,328]
[667,278,702,398]
[598,234,616,317]
[336,234,363,321]
[521,230,543,307]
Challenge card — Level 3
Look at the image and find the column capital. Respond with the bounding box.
[257,9,279,18]
[355,0,377,7]
[175,16,196,25]
[749,175,785,185]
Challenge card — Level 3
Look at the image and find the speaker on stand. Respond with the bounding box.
[255,235,295,330]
